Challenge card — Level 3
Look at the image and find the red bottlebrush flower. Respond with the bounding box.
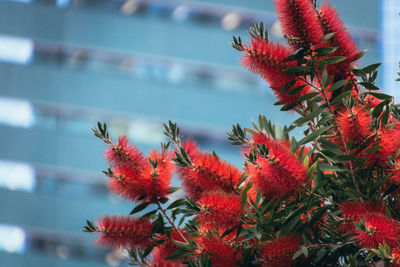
[198,235,238,267]
[177,151,242,199]
[196,191,243,229]
[105,136,147,172]
[261,235,301,267]
[246,138,307,199]
[241,37,310,105]
[96,215,153,249]
[339,201,384,234]
[337,105,371,144]
[367,126,400,167]
[141,149,175,201]
[152,246,186,267]
[274,0,323,49]
[107,165,146,202]
[392,247,400,266]
[319,3,359,73]
[364,94,382,109]
[107,148,174,202]
[353,213,400,249]
[151,229,187,267]
[341,201,384,220]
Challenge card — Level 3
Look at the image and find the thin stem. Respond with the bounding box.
[156,201,188,243]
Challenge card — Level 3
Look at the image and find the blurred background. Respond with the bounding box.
[0,0,397,266]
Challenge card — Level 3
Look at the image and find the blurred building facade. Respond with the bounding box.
[0,0,391,266]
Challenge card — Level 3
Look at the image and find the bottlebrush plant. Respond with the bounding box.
[84,1,400,266]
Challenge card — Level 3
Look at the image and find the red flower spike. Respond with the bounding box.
[96,215,153,249]
[105,136,147,175]
[141,149,175,201]
[152,247,186,267]
[367,126,400,168]
[261,235,301,267]
[151,229,187,267]
[392,247,400,266]
[177,151,242,199]
[353,213,400,249]
[198,235,238,267]
[107,148,174,202]
[196,191,243,229]
[241,37,310,105]
[246,138,307,199]
[274,0,324,49]
[107,165,146,202]
[341,201,384,219]
[337,105,371,144]
[319,3,359,73]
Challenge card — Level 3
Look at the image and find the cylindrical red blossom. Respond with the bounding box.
[105,136,147,175]
[274,0,324,49]
[151,246,186,267]
[352,213,400,249]
[177,152,242,199]
[366,126,400,168]
[392,247,400,266]
[241,37,310,105]
[198,235,238,267]
[151,229,188,267]
[96,215,153,249]
[140,149,175,201]
[337,105,371,144]
[196,191,243,229]
[319,3,359,73]
[261,235,301,267]
[339,201,384,233]
[107,148,174,202]
[107,165,147,202]
[246,138,307,199]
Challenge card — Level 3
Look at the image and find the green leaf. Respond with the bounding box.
[364,145,381,154]
[328,80,347,92]
[314,46,337,57]
[284,66,311,74]
[322,56,347,65]
[164,249,190,260]
[280,80,296,94]
[322,32,335,41]
[167,187,181,194]
[297,92,319,102]
[281,103,297,111]
[167,199,186,210]
[372,101,387,118]
[359,82,380,91]
[318,164,347,172]
[287,84,307,96]
[331,90,352,105]
[362,63,381,73]
[297,126,333,146]
[366,92,393,101]
[241,182,252,204]
[130,202,150,214]
[292,108,323,127]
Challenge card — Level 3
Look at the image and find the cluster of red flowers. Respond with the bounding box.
[106,136,174,202]
[96,215,154,249]
[242,0,359,105]
[340,201,400,249]
[86,0,400,266]
[245,132,308,199]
